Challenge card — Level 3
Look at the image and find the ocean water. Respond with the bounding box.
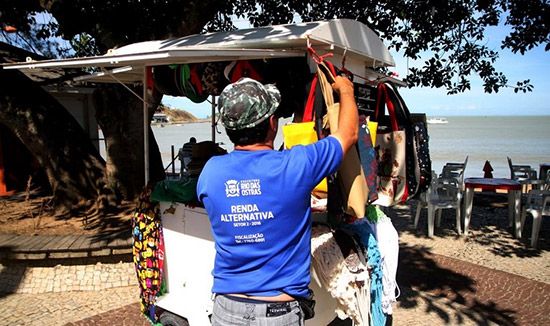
[426,116,550,178]
[147,116,550,179]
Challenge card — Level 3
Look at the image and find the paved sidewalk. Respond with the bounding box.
[0,232,133,294]
[0,245,543,325]
[394,244,550,325]
[0,286,140,325]
[1,232,549,325]
[0,233,132,260]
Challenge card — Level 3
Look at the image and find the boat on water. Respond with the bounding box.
[427,117,448,124]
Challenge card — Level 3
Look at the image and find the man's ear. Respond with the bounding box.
[269,115,279,132]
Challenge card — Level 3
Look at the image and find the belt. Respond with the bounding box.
[222,294,295,304]
[220,295,295,318]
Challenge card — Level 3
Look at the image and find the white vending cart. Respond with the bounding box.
[156,202,339,325]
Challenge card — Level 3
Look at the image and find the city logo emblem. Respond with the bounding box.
[225,180,240,197]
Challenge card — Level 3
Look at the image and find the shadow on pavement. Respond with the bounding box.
[66,302,150,326]
[397,244,517,325]
[0,247,26,299]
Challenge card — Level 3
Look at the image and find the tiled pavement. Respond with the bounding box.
[66,302,149,326]
[395,244,550,325]
[1,235,549,325]
[10,246,547,325]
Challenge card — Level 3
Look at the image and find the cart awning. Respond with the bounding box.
[2,19,394,83]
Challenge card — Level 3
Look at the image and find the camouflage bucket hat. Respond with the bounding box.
[218,77,281,130]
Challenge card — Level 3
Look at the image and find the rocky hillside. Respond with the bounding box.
[158,104,199,123]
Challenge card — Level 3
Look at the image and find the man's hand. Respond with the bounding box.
[331,75,354,96]
[330,75,359,155]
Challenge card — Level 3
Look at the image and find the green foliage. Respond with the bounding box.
[1,0,548,94]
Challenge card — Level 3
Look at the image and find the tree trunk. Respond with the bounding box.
[93,84,165,200]
[0,68,107,212]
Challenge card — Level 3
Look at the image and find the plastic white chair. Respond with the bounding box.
[440,156,468,187]
[415,171,463,237]
[507,156,537,181]
[414,171,436,229]
[520,190,550,248]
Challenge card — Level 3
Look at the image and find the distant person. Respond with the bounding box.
[179,137,196,175]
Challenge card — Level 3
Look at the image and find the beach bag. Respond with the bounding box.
[201,61,229,96]
[282,75,328,194]
[224,60,264,83]
[386,86,431,197]
[177,64,208,103]
[405,113,432,196]
[373,83,412,206]
[413,121,432,193]
[262,58,312,119]
[152,65,180,96]
[152,64,209,103]
[319,61,369,218]
[358,115,379,204]
[388,84,420,198]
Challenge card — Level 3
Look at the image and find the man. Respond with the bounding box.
[179,137,196,175]
[197,75,358,325]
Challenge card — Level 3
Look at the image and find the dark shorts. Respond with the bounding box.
[211,295,304,326]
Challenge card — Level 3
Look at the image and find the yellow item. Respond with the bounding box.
[282,122,317,148]
[367,120,378,145]
[282,122,328,193]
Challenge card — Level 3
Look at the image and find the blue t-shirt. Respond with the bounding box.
[197,136,343,298]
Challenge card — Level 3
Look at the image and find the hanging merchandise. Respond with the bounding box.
[340,220,386,326]
[393,109,432,195]
[282,121,318,147]
[365,206,400,316]
[373,82,421,206]
[132,188,166,324]
[319,61,369,218]
[176,64,209,103]
[282,70,330,194]
[152,64,209,102]
[411,119,432,194]
[262,58,312,119]
[311,224,371,326]
[382,83,431,198]
[200,61,230,96]
[282,125,328,194]
[358,115,379,204]
[152,65,181,96]
[224,60,264,83]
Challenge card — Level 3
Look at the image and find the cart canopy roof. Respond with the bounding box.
[2,19,394,83]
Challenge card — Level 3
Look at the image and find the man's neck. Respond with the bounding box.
[234,142,274,151]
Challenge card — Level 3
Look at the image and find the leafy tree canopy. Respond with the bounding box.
[1,0,548,94]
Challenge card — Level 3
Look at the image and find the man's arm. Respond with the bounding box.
[330,76,359,155]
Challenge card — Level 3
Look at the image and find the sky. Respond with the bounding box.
[162,20,550,119]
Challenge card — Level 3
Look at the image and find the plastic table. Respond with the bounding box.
[463,178,522,237]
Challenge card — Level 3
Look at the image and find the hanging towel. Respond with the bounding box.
[374,214,400,315]
[311,225,371,326]
[132,188,166,324]
[341,220,386,326]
